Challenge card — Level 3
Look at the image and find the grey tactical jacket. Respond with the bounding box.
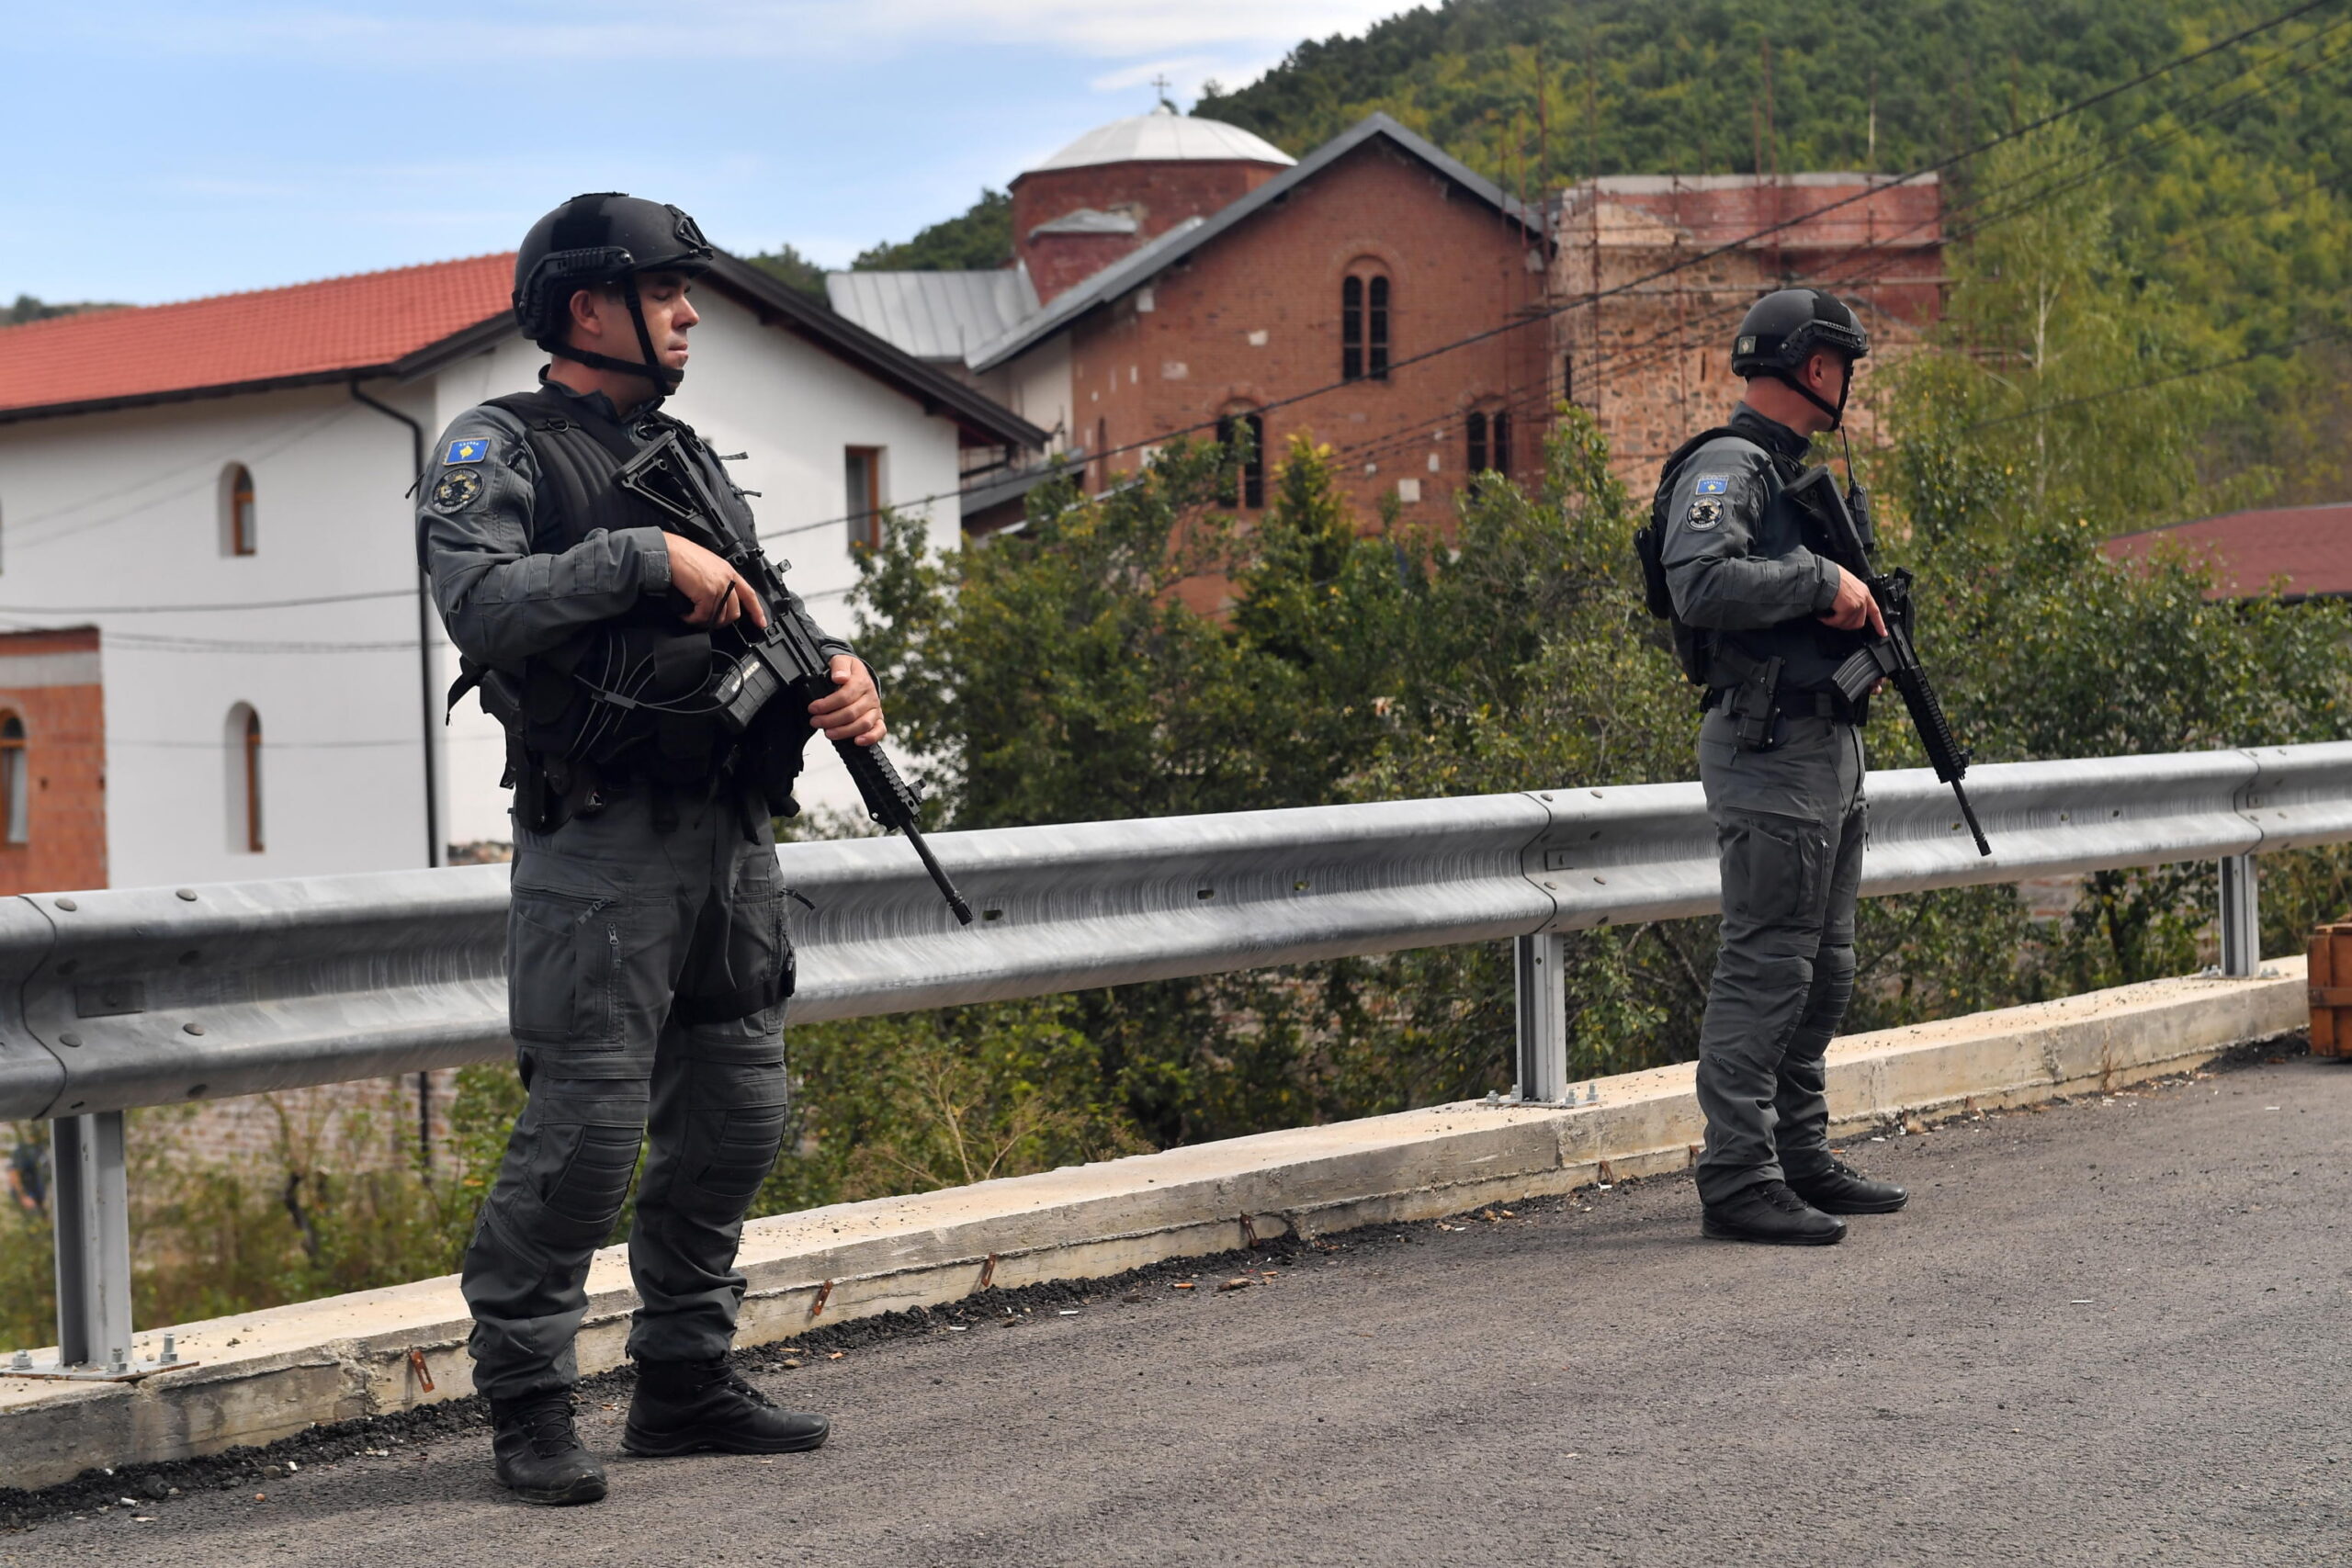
[1657,404,1849,690]
[414,376,849,676]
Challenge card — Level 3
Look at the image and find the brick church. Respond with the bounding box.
[832,104,1946,552]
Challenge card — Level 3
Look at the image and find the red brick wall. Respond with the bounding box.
[0,626,107,895]
[1551,176,1944,486]
[1012,159,1286,302]
[1025,231,1150,307]
[1061,139,1549,609]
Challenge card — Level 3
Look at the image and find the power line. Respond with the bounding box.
[1329,27,2352,483]
[0,586,416,615]
[757,0,2346,545]
[1958,326,2346,431]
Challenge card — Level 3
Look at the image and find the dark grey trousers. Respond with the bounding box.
[1692,707,1867,1207]
[462,785,794,1403]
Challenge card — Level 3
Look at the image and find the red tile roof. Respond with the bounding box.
[2104,503,2352,600]
[0,254,515,419]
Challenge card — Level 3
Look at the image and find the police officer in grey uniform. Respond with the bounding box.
[1653,289,1910,1247]
[420,194,882,1503]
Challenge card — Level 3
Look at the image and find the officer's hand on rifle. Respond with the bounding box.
[1819,564,1887,637]
[808,655,887,747]
[663,532,768,631]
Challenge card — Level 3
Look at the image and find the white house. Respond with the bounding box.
[0,253,1043,894]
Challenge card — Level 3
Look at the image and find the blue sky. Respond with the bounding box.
[5,0,1404,306]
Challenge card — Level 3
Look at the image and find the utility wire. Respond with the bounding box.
[0,587,417,615]
[757,0,2346,545]
[1957,326,2346,430]
[1329,28,2352,482]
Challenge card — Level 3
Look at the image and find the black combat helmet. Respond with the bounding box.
[1730,288,1871,428]
[513,193,716,392]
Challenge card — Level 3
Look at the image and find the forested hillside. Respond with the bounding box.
[1203,4,2345,326]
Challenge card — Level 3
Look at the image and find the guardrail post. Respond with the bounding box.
[51,1111,133,1371]
[1514,932,1569,1103]
[2219,852,2259,978]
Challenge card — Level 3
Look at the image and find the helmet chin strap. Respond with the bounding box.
[1770,365,1849,431]
[555,276,684,397]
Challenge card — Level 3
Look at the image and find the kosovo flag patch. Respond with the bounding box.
[1695,475,1729,495]
[444,436,490,465]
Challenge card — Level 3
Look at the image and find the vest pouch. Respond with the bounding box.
[742,694,816,818]
[526,623,719,772]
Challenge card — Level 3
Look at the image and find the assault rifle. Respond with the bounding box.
[617,431,975,924]
[1785,465,1993,858]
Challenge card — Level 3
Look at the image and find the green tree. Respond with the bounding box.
[746,243,831,298]
[853,189,1013,273]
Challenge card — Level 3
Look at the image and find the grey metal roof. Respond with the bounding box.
[702,254,1045,451]
[824,268,1042,366]
[969,114,1535,373]
[1030,208,1139,237]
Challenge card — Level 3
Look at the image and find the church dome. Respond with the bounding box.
[1029,107,1295,174]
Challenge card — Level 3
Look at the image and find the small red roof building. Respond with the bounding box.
[0,255,515,422]
[2103,503,2352,602]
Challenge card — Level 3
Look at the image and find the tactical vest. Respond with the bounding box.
[1636,427,1867,693]
[476,386,741,788]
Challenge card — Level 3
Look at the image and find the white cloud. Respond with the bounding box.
[818,0,1403,55]
[72,0,1400,66]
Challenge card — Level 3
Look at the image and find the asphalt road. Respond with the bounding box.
[8,1054,2349,1567]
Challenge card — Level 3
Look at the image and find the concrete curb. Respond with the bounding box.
[0,960,2309,1491]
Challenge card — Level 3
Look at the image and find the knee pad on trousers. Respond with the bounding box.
[676,1061,789,1205]
[537,1122,646,1248]
[1788,943,1857,1057]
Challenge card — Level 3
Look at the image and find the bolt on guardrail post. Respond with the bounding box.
[1514,932,1569,1104]
[2219,852,2259,978]
[51,1111,133,1371]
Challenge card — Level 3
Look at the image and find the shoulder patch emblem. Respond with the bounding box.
[432,467,483,511]
[1694,475,1729,495]
[1685,496,1724,531]
[443,436,489,466]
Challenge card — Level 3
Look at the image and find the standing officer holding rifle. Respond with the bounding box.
[1635,288,1987,1247]
[419,193,967,1505]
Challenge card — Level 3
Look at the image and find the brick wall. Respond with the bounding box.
[1063,139,1550,608]
[1012,158,1285,301]
[0,626,107,895]
[1552,175,1944,488]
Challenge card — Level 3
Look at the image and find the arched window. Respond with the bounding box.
[1340,270,1393,383]
[1216,410,1266,509]
[225,704,263,853]
[1341,276,1363,381]
[1465,409,1513,478]
[0,715,25,846]
[222,464,257,557]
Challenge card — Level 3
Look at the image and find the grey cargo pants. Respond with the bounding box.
[1692,707,1867,1207]
[462,784,795,1403]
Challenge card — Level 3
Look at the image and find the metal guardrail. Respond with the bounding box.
[9,741,2349,1376]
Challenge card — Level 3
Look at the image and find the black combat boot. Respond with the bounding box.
[1702,1179,1847,1246]
[1788,1158,1909,1215]
[623,1358,831,1457]
[489,1393,607,1506]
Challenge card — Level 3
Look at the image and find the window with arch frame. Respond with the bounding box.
[1216,410,1266,509]
[222,463,257,556]
[0,713,25,846]
[1340,268,1391,382]
[1465,408,1512,478]
[226,704,263,852]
